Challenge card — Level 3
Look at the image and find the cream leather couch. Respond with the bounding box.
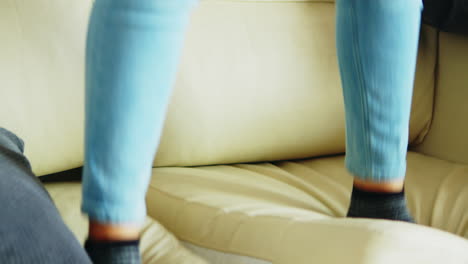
[1,0,468,263]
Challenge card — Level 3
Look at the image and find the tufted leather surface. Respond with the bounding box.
[147,152,468,263]
[45,182,209,264]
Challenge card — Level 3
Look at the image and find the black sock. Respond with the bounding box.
[346,187,415,223]
[84,239,141,264]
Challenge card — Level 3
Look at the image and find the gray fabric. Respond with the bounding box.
[346,187,414,223]
[423,0,468,35]
[0,128,91,264]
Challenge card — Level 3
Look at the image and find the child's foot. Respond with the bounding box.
[347,186,415,223]
[85,239,141,264]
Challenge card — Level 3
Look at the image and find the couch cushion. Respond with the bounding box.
[153,1,437,167]
[0,0,436,176]
[0,0,92,176]
[147,152,468,263]
[44,182,208,264]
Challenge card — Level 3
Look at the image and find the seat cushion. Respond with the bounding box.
[44,182,208,264]
[146,152,468,264]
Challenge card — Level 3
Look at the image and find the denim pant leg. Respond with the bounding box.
[0,128,91,264]
[81,0,196,224]
[336,0,423,182]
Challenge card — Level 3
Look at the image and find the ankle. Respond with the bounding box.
[352,178,405,193]
[88,220,141,242]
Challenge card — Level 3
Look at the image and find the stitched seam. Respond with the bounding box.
[349,1,373,179]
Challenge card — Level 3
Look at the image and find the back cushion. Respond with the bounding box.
[0,0,91,176]
[0,0,435,175]
[153,0,437,167]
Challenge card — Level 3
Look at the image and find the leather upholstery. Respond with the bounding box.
[153,1,435,167]
[414,32,468,165]
[0,0,434,175]
[45,182,208,264]
[147,152,468,263]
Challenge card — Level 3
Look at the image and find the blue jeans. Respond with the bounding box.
[0,128,92,263]
[82,0,423,224]
[337,0,423,182]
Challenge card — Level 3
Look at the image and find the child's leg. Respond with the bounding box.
[82,0,196,262]
[336,0,423,221]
